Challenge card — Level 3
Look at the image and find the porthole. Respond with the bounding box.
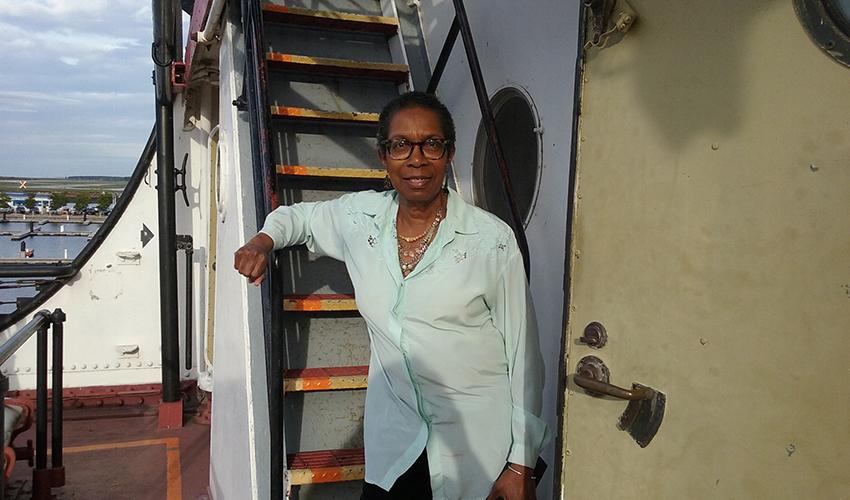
[795,0,850,68]
[472,88,542,230]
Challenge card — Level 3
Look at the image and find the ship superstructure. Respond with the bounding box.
[1,1,849,499]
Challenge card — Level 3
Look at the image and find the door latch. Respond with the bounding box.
[573,355,666,448]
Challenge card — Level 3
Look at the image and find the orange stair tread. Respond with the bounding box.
[267,53,408,81]
[283,293,355,300]
[284,366,369,378]
[276,165,386,180]
[287,448,365,469]
[270,106,380,123]
[262,4,398,35]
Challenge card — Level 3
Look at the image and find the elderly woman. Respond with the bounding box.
[234,92,548,500]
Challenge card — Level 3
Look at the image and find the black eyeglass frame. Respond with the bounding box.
[380,138,454,161]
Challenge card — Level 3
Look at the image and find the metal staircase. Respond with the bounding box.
[251,0,423,497]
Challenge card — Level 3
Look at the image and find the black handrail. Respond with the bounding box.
[426,0,532,278]
[242,1,285,499]
[0,308,66,500]
[0,129,157,332]
[426,17,459,94]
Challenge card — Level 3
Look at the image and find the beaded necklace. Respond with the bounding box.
[396,195,446,277]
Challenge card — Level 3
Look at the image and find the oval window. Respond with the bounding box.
[795,0,850,68]
[472,88,541,230]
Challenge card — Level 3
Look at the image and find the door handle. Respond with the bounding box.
[572,355,667,447]
[573,374,652,401]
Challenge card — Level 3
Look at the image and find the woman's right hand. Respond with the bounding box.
[234,233,274,285]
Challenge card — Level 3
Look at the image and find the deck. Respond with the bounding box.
[5,410,210,499]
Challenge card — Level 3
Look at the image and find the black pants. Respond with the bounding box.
[360,451,431,500]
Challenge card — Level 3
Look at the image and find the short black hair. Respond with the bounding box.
[376,91,456,147]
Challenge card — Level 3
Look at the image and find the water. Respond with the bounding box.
[0,222,96,259]
[0,221,99,314]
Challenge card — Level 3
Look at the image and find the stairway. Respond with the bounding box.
[258,1,424,497]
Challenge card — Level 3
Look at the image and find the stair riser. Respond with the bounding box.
[272,125,380,170]
[265,25,393,63]
[282,317,370,367]
[266,0,384,17]
[266,73,398,115]
[284,391,365,451]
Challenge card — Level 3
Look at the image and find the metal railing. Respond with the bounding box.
[242,0,285,498]
[426,0,532,278]
[0,309,66,500]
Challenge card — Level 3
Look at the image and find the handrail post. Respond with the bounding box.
[50,309,65,484]
[0,372,7,499]
[153,0,184,427]
[32,321,49,499]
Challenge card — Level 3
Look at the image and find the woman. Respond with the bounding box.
[234,92,548,500]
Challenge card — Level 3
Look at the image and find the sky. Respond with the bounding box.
[0,1,162,178]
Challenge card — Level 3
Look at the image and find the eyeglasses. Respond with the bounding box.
[381,137,452,160]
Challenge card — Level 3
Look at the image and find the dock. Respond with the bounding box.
[0,231,92,240]
[0,258,73,264]
[0,214,105,224]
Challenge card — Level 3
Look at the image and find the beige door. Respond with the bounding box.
[561,2,850,498]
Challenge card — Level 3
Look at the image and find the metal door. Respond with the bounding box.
[561,1,850,498]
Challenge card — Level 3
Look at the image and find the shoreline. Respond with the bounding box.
[0,214,106,224]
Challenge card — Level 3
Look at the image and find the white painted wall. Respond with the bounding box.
[0,82,220,395]
[1,153,164,388]
[418,1,582,497]
[208,9,271,500]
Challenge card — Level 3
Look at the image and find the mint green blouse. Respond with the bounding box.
[260,189,549,499]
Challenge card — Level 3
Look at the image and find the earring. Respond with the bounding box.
[383,175,393,190]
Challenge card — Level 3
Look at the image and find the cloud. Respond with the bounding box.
[0,22,141,72]
[0,2,159,176]
[132,5,153,23]
[0,90,150,114]
[0,0,139,19]
[0,90,80,105]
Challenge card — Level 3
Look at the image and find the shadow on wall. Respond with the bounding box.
[586,0,783,151]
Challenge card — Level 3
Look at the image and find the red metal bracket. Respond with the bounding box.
[158,399,185,430]
[171,62,187,93]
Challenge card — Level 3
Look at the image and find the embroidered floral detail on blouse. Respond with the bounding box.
[453,249,467,263]
[497,243,507,251]
[367,235,378,247]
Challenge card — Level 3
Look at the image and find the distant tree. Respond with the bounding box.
[51,191,69,209]
[95,192,112,212]
[0,192,10,208]
[73,192,92,211]
[23,193,36,210]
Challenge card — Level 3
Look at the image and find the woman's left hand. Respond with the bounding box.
[486,464,536,500]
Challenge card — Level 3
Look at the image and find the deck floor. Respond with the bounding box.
[6,412,210,499]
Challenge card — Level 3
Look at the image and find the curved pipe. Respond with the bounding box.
[0,265,75,279]
[0,128,156,332]
[196,0,226,44]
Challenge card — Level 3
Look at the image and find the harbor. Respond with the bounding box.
[0,222,95,260]
[0,214,106,224]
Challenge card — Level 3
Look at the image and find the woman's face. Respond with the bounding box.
[380,106,453,206]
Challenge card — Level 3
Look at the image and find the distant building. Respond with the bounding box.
[3,192,52,213]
